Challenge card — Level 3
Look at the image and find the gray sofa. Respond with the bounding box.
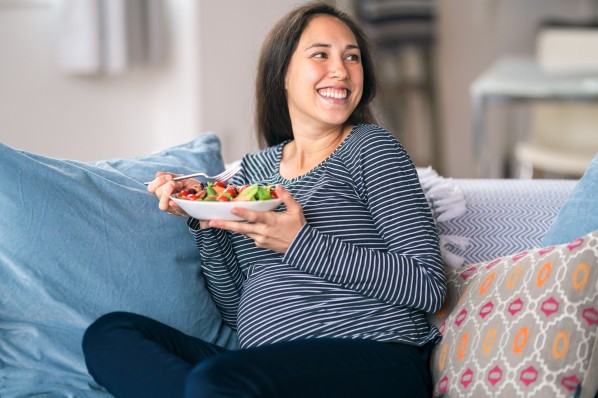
[2,135,596,397]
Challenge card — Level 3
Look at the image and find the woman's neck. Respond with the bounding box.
[280,124,352,179]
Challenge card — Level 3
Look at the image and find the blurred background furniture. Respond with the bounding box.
[515,20,598,179]
[471,56,598,177]
[471,19,598,179]
[352,0,443,173]
[515,102,598,179]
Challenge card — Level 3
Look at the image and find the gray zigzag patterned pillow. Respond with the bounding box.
[437,179,577,265]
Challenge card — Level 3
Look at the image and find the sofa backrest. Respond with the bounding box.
[436,179,576,265]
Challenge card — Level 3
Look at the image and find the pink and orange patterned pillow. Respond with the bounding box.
[428,230,598,397]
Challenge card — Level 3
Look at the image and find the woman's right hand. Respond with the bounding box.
[146,172,196,217]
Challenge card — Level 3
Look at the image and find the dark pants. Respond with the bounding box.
[82,312,433,398]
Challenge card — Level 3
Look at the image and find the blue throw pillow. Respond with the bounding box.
[0,134,237,397]
[542,153,598,246]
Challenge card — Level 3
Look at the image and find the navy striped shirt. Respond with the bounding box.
[189,124,446,349]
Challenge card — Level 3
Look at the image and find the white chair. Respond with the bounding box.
[515,103,598,178]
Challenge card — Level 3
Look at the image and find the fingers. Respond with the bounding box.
[230,207,265,224]
[147,172,196,215]
[158,183,175,211]
[147,173,173,194]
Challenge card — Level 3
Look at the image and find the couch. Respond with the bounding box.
[1,133,596,397]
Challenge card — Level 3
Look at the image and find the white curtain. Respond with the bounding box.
[57,0,166,75]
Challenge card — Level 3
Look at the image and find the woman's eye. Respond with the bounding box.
[345,54,360,62]
[312,52,327,59]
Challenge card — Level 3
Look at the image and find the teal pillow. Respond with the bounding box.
[0,134,237,397]
[542,153,598,246]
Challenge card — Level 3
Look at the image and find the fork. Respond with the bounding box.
[143,164,242,186]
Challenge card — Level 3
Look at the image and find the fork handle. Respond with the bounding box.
[172,173,206,182]
[142,173,205,186]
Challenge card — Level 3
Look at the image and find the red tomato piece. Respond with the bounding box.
[186,194,199,201]
[270,188,278,199]
[213,181,227,188]
[223,186,237,198]
[177,190,189,198]
[216,195,231,202]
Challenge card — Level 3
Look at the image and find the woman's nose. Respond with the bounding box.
[329,58,348,79]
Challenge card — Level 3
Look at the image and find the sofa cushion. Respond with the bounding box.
[428,230,598,398]
[0,134,237,397]
[542,153,598,246]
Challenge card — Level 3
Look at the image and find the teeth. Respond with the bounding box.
[319,88,347,99]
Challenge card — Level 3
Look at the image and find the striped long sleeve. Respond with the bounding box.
[190,124,446,348]
[188,225,244,329]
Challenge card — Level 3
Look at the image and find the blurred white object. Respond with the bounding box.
[58,0,166,75]
[537,27,598,73]
[470,55,598,178]
[515,22,598,179]
[58,0,101,74]
[515,103,598,178]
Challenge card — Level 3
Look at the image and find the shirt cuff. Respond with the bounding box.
[187,217,202,230]
[282,223,317,267]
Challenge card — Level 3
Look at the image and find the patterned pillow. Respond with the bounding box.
[428,230,598,398]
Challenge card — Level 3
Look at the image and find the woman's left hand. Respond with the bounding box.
[208,185,306,254]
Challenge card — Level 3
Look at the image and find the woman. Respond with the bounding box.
[82,3,446,397]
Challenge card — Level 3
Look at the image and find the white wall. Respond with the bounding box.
[197,0,300,163]
[0,0,203,161]
[0,0,299,164]
[0,0,595,175]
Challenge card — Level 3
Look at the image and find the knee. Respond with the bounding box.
[83,312,129,346]
[82,311,139,362]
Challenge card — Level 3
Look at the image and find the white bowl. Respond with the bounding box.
[171,197,282,221]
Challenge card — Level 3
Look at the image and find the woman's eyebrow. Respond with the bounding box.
[304,43,360,51]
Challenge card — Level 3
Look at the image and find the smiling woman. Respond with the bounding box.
[82,3,445,398]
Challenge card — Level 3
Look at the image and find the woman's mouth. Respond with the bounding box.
[317,88,349,100]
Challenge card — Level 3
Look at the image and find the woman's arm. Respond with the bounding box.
[283,223,445,313]
[283,131,446,313]
[185,164,255,330]
[188,220,245,330]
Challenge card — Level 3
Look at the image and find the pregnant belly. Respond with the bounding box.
[235,264,402,348]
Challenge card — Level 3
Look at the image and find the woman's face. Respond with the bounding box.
[284,15,364,132]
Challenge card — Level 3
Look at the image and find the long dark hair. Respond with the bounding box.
[255,2,378,148]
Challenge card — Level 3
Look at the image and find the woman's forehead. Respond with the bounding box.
[298,15,358,48]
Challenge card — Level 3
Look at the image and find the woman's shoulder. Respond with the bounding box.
[240,143,283,178]
[242,143,282,162]
[345,124,405,153]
